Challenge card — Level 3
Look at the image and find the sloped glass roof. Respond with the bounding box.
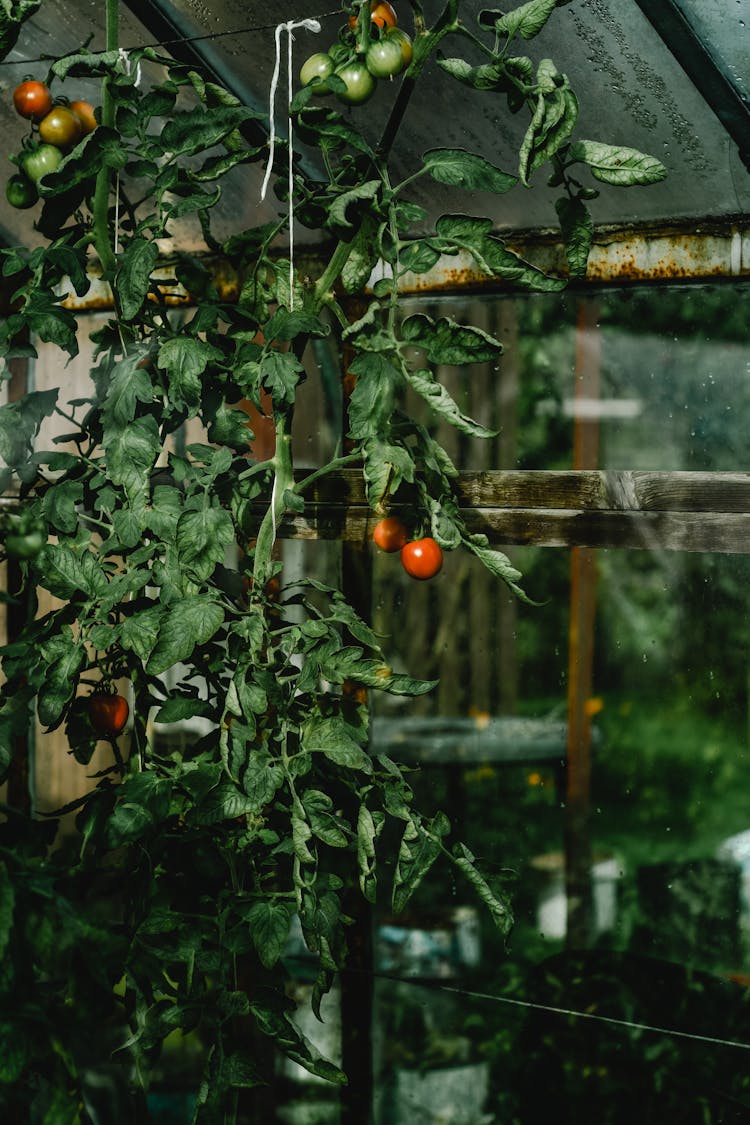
[0,0,748,252]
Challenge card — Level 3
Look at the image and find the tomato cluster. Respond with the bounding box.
[299,1,413,107]
[372,517,444,580]
[7,78,97,209]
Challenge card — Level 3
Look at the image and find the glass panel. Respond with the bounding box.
[675,0,750,104]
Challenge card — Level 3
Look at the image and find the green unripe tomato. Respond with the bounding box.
[334,62,376,106]
[365,36,405,78]
[299,52,335,94]
[5,529,45,559]
[5,173,38,209]
[20,143,63,184]
[386,27,414,68]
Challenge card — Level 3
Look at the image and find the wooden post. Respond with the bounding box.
[564,300,600,948]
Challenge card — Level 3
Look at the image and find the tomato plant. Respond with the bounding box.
[88,691,129,736]
[12,77,52,121]
[0,0,667,1118]
[5,171,37,209]
[19,141,63,182]
[401,537,444,579]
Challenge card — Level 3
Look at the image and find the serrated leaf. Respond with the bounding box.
[423,148,518,194]
[453,842,513,934]
[102,355,155,426]
[41,478,83,534]
[341,216,380,294]
[434,213,565,292]
[247,901,291,968]
[519,66,578,184]
[556,195,594,278]
[176,503,234,581]
[146,596,225,675]
[37,543,108,600]
[485,0,558,39]
[392,813,450,914]
[302,715,372,774]
[161,105,258,156]
[116,238,159,320]
[103,414,161,497]
[569,139,668,186]
[327,180,382,233]
[404,368,497,437]
[157,337,223,414]
[347,353,401,440]
[362,438,415,508]
[401,313,503,366]
[121,605,162,662]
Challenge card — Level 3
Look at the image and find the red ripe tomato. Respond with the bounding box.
[13,79,53,122]
[69,99,98,135]
[38,104,82,150]
[348,0,398,30]
[401,537,443,580]
[372,516,408,553]
[89,693,129,736]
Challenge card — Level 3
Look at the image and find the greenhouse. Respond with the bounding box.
[1,0,750,1122]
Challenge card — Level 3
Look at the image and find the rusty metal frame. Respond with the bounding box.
[58,217,750,312]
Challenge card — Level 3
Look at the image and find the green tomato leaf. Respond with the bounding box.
[176,503,234,581]
[423,148,518,194]
[161,105,260,156]
[40,478,82,535]
[146,596,225,676]
[37,543,108,600]
[302,715,373,774]
[362,438,415,509]
[116,238,159,321]
[157,337,223,414]
[246,902,291,968]
[404,368,497,437]
[401,313,503,366]
[568,139,668,186]
[392,812,450,914]
[103,414,161,498]
[347,353,401,440]
[556,195,594,278]
[519,62,578,184]
[434,213,566,291]
[482,0,558,39]
[327,180,382,233]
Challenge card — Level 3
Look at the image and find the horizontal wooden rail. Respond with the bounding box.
[272,469,750,553]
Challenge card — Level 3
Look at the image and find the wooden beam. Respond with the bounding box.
[258,469,750,553]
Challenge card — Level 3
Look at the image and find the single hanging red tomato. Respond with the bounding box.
[89,692,129,736]
[372,516,409,553]
[401,537,443,580]
[13,79,53,122]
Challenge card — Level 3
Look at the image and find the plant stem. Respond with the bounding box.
[92,0,118,280]
[294,451,362,495]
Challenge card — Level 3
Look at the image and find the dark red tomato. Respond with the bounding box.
[38,105,82,150]
[13,79,53,122]
[401,537,443,580]
[89,693,129,736]
[348,0,398,30]
[5,173,38,210]
[372,516,408,553]
[69,99,97,135]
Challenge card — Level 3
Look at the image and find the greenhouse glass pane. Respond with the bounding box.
[674,0,750,105]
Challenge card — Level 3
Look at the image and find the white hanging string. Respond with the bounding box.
[113,50,142,257]
[260,18,321,311]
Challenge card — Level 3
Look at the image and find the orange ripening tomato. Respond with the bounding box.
[89,693,129,737]
[372,516,409,553]
[400,537,443,580]
[349,0,398,31]
[69,99,98,135]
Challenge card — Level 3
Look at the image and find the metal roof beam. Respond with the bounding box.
[632,0,750,172]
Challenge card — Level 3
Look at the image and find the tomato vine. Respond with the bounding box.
[0,0,666,1118]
